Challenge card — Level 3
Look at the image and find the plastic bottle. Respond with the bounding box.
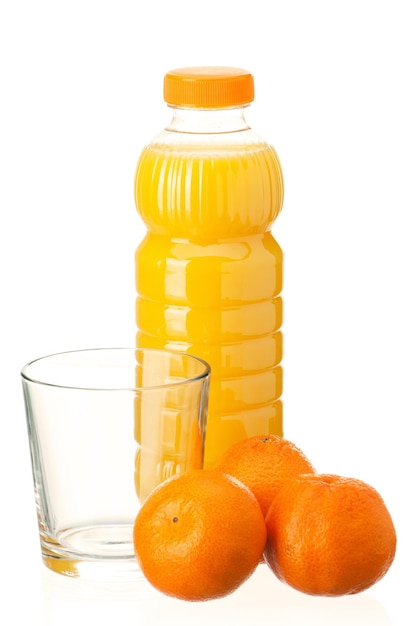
[134,67,284,468]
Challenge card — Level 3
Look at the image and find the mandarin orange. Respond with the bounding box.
[264,473,397,596]
[215,434,315,516]
[133,469,266,601]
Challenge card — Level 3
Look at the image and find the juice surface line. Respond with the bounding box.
[134,67,284,470]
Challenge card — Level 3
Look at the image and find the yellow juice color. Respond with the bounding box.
[133,351,207,502]
[135,140,284,469]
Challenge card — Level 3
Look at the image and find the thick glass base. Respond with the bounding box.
[40,524,142,581]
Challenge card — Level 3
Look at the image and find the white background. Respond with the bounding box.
[1,1,415,624]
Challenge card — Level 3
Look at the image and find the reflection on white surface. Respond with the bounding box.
[3,1,414,625]
[40,563,392,626]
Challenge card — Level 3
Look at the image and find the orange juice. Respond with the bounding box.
[135,68,284,468]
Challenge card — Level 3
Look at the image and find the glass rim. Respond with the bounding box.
[20,347,211,392]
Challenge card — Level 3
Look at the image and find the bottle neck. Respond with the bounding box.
[165,106,251,134]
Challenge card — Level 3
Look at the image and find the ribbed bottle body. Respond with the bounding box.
[135,135,284,468]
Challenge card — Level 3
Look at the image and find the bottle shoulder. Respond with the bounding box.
[144,126,271,153]
[135,121,284,237]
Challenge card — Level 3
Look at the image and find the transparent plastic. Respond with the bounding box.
[135,104,284,468]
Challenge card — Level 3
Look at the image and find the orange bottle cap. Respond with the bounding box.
[163,67,254,108]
